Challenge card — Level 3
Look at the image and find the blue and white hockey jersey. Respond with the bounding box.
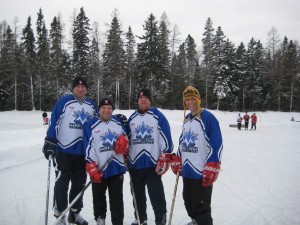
[128,107,173,169]
[83,115,127,178]
[178,109,223,179]
[46,94,98,155]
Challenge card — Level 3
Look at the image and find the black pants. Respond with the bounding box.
[245,122,249,130]
[130,168,167,225]
[251,123,256,130]
[183,177,213,225]
[92,174,124,225]
[237,123,241,130]
[53,152,87,213]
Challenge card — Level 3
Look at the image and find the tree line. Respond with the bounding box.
[0,7,299,112]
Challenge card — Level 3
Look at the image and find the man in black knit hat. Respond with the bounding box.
[127,88,173,225]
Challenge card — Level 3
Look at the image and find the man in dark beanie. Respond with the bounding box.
[42,76,98,225]
[83,97,128,225]
[72,76,88,90]
[137,88,152,103]
[127,88,173,225]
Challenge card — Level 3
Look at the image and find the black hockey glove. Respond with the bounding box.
[42,136,57,160]
[115,114,129,132]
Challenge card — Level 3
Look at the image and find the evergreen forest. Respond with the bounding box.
[0,7,299,112]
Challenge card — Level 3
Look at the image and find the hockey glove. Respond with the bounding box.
[170,153,182,176]
[115,114,129,132]
[202,162,221,187]
[115,134,129,154]
[156,153,171,175]
[86,162,104,183]
[42,136,57,160]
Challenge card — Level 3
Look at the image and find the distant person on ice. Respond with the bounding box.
[127,88,173,225]
[83,98,129,225]
[250,113,257,131]
[170,86,223,225]
[243,112,250,130]
[42,111,48,125]
[42,76,98,225]
[237,113,243,130]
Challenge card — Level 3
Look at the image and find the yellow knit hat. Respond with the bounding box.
[183,86,201,121]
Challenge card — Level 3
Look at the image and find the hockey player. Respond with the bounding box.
[243,112,250,130]
[42,76,98,225]
[250,113,257,130]
[42,111,48,125]
[84,98,129,225]
[127,89,173,225]
[170,86,223,225]
[237,113,243,130]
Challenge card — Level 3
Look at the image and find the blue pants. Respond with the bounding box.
[53,152,87,213]
[130,168,167,225]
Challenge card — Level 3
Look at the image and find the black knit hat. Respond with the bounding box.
[137,88,152,102]
[72,76,88,90]
[99,98,115,110]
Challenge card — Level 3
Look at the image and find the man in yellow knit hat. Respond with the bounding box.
[170,86,223,225]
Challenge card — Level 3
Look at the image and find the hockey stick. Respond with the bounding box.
[167,171,180,225]
[45,155,52,225]
[53,152,116,225]
[125,162,141,225]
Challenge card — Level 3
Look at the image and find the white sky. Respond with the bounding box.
[1,0,300,48]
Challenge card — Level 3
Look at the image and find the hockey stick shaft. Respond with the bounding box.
[125,162,141,225]
[45,155,52,225]
[167,171,180,225]
[53,152,116,225]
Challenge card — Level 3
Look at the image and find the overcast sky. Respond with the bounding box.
[1,0,299,48]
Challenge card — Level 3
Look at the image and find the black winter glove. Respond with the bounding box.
[115,114,129,132]
[42,137,57,160]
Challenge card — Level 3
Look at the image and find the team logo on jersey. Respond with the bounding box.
[69,108,92,129]
[99,129,119,152]
[133,121,154,144]
[181,128,198,153]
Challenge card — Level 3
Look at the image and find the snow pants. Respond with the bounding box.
[183,177,213,225]
[53,152,87,214]
[237,123,242,130]
[91,174,124,225]
[129,167,167,225]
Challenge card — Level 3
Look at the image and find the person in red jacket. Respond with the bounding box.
[250,113,257,130]
[243,112,250,130]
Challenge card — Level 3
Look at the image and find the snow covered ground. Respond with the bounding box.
[0,110,300,225]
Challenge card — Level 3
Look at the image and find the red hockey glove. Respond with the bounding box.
[86,162,104,183]
[115,134,129,154]
[202,162,221,187]
[156,153,171,175]
[170,154,182,176]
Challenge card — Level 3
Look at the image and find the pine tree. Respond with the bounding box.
[185,35,198,86]
[136,13,160,104]
[89,36,102,104]
[202,17,216,109]
[156,13,171,107]
[214,39,236,110]
[281,39,299,111]
[245,38,266,111]
[124,26,136,109]
[232,42,247,111]
[21,16,36,110]
[102,13,125,109]
[0,25,17,110]
[36,8,50,110]
[72,7,91,78]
